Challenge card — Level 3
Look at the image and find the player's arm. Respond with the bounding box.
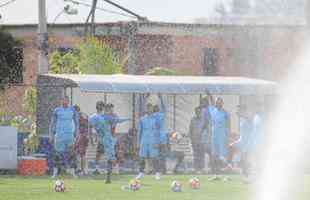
[140,93,150,114]
[137,120,142,148]
[205,89,215,106]
[158,93,166,113]
[188,119,194,142]
[73,109,80,138]
[88,116,96,145]
[226,111,231,142]
[112,116,131,124]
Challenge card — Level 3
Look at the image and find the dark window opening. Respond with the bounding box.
[203,48,218,76]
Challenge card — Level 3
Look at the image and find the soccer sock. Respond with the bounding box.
[52,167,58,177]
[106,160,112,183]
[152,159,160,173]
[139,160,145,173]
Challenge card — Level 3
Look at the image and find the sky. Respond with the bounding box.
[0,0,220,24]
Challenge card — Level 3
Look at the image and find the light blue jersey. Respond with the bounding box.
[250,113,263,150]
[138,114,158,158]
[153,95,166,145]
[89,113,116,160]
[88,113,107,137]
[209,106,229,159]
[234,117,253,153]
[50,106,78,152]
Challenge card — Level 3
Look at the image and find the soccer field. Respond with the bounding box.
[0,175,309,200]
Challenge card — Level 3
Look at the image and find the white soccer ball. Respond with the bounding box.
[54,180,65,192]
[189,177,200,189]
[170,132,182,142]
[171,180,182,192]
[129,179,141,191]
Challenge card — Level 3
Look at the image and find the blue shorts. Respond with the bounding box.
[102,135,116,161]
[54,134,74,153]
[139,143,159,159]
[212,138,228,160]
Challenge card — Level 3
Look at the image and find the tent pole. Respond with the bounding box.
[104,93,107,103]
[173,95,176,131]
[132,93,136,130]
[70,87,73,106]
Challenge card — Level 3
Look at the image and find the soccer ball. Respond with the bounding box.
[170,132,182,141]
[171,180,182,192]
[129,179,141,191]
[189,177,200,189]
[54,180,65,192]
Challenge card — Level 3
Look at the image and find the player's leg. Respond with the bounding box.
[149,142,160,180]
[198,143,205,173]
[173,151,185,174]
[79,135,88,175]
[159,145,167,174]
[52,151,61,178]
[94,142,104,174]
[63,137,77,178]
[136,144,147,179]
[103,137,116,184]
[52,138,66,178]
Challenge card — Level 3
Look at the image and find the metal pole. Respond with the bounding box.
[173,95,176,131]
[70,87,73,106]
[102,0,147,21]
[104,93,107,103]
[90,0,98,36]
[132,93,136,131]
[38,0,49,75]
[127,22,137,74]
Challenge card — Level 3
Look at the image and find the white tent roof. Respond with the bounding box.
[42,74,277,95]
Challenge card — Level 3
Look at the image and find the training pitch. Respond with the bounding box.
[0,175,309,200]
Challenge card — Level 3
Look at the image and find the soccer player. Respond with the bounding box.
[209,97,231,180]
[229,104,253,177]
[73,105,89,176]
[89,101,120,183]
[136,103,160,180]
[189,107,208,174]
[103,103,130,176]
[162,131,185,174]
[49,96,79,178]
[251,104,264,152]
[88,101,106,175]
[152,94,166,179]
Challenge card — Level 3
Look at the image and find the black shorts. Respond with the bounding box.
[53,150,76,169]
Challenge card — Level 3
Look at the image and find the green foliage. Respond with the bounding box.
[49,51,80,74]
[49,37,123,75]
[145,67,178,76]
[23,87,37,116]
[79,37,123,74]
[22,87,38,154]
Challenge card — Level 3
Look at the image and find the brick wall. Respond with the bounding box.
[2,24,308,119]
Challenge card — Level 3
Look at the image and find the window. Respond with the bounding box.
[203,48,218,76]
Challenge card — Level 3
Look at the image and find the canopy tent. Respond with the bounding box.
[40,74,277,95]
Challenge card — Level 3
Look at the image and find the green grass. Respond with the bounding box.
[0,175,309,200]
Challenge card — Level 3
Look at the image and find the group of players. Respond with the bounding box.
[189,93,263,181]
[49,92,263,183]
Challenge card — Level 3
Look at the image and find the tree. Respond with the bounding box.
[22,87,38,154]
[0,30,23,88]
[49,51,80,74]
[49,37,123,75]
